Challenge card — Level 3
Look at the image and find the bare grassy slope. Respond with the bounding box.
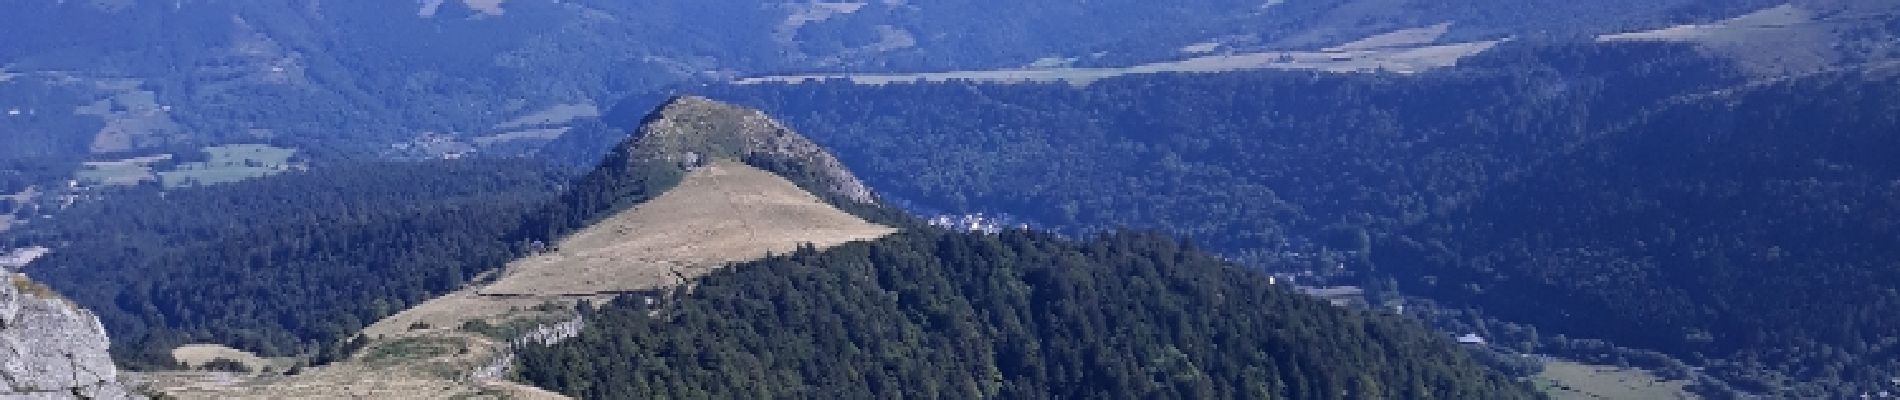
[170,344,283,372]
[150,99,896,399]
[1599,2,1900,75]
[147,331,541,399]
[366,159,893,338]
[486,160,894,296]
[159,162,893,399]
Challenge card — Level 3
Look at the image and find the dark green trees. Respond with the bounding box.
[1383,67,1900,397]
[9,160,557,366]
[517,230,1538,399]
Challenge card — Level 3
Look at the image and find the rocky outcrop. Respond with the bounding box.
[1,271,139,399]
[623,95,878,205]
[535,95,885,252]
[469,315,585,381]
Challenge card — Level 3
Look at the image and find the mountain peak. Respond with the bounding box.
[621,95,877,205]
[651,94,729,113]
[533,96,882,241]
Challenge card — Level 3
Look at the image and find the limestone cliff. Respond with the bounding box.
[1,271,139,399]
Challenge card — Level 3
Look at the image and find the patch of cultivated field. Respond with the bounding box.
[158,144,300,188]
[76,144,300,188]
[1531,359,1695,400]
[736,39,1502,86]
[76,154,173,186]
[1179,42,1221,54]
[474,127,569,146]
[72,82,181,154]
[1597,3,1900,75]
[76,162,154,185]
[462,0,506,15]
[1599,4,1811,42]
[146,332,554,400]
[475,103,598,146]
[776,2,869,43]
[171,344,286,373]
[494,103,598,131]
[1324,23,1452,52]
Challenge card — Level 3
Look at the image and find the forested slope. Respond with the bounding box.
[675,43,1900,395]
[696,43,1745,266]
[0,0,1816,181]
[6,160,559,366]
[517,230,1539,399]
[1381,66,1900,397]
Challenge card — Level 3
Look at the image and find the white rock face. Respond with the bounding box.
[0,271,140,399]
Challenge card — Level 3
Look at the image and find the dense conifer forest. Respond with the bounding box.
[4,160,559,366]
[1383,67,1900,397]
[696,43,1744,265]
[517,229,1539,399]
[677,42,1900,395]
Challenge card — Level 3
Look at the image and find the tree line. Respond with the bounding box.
[516,229,1539,399]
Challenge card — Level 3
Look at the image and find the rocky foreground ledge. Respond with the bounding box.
[1,271,139,399]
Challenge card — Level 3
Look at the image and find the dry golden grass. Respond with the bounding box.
[1596,3,1900,75]
[153,160,894,399]
[1324,23,1452,52]
[148,330,531,399]
[493,103,598,131]
[366,160,892,337]
[9,273,71,304]
[473,128,569,146]
[171,344,283,373]
[461,0,506,16]
[482,160,895,296]
[1532,359,1694,400]
[735,39,1501,86]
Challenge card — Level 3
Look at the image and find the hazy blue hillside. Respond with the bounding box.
[667,40,1900,396]
[1383,66,1900,397]
[694,42,1746,267]
[7,2,1900,397]
[0,0,1817,183]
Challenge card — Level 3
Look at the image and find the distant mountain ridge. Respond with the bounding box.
[1379,63,1900,397]
[4,0,1874,191]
